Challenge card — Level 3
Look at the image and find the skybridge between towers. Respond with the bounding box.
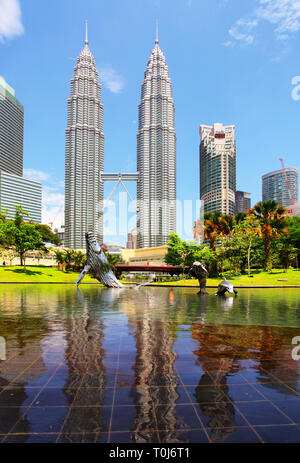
[100,172,140,201]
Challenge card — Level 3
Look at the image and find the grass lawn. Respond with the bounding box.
[0,266,99,283]
[152,268,300,287]
[0,266,299,286]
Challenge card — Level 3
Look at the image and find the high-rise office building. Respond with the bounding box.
[127,228,137,249]
[0,77,23,177]
[0,171,42,223]
[0,77,42,222]
[262,168,298,208]
[235,191,251,214]
[65,27,104,249]
[136,33,176,248]
[200,123,236,215]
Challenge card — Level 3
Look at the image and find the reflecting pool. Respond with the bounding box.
[0,285,300,443]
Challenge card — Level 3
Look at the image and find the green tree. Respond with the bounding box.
[272,217,300,270]
[275,243,298,271]
[164,233,186,267]
[100,245,124,277]
[54,250,65,271]
[0,206,42,269]
[32,223,62,246]
[232,216,261,277]
[278,217,300,265]
[63,250,75,272]
[235,212,246,224]
[0,208,6,224]
[201,212,235,275]
[192,246,215,270]
[165,233,195,271]
[165,233,215,274]
[73,251,86,271]
[216,235,243,276]
[248,201,288,271]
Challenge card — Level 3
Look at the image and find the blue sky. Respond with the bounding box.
[0,0,300,245]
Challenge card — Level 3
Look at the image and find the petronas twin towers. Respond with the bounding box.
[65,27,176,249]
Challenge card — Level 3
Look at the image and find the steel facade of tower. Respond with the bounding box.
[262,168,298,207]
[235,191,251,214]
[0,77,23,177]
[0,171,42,223]
[65,33,104,249]
[137,37,176,248]
[200,123,236,215]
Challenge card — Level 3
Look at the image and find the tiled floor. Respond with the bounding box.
[0,287,300,443]
[1,339,300,443]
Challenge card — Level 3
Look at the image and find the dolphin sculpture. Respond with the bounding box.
[76,232,123,288]
[189,261,209,295]
[216,277,237,296]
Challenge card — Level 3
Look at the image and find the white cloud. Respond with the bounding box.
[0,0,24,42]
[99,65,125,94]
[257,0,300,39]
[24,168,64,229]
[42,205,64,231]
[24,169,51,182]
[42,190,64,230]
[225,0,300,47]
[42,190,64,207]
[228,19,258,45]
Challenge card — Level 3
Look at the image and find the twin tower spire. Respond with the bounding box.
[65,23,176,249]
[85,20,88,45]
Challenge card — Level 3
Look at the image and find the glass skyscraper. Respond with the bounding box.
[65,28,104,249]
[0,77,23,177]
[0,77,42,223]
[262,168,298,208]
[235,191,251,214]
[0,171,42,223]
[137,34,176,248]
[200,123,236,215]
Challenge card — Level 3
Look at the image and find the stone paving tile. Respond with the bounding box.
[235,401,293,426]
[254,424,300,443]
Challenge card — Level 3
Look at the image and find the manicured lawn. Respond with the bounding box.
[0,266,299,286]
[0,266,99,283]
[152,268,300,287]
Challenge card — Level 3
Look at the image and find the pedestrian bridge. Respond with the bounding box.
[100,172,140,201]
[115,264,187,275]
[100,172,139,182]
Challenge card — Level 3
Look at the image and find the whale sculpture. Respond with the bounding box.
[189,261,209,295]
[216,277,237,296]
[76,232,123,288]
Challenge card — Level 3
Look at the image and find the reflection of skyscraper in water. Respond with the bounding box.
[191,325,239,442]
[191,324,300,442]
[61,297,108,441]
[123,291,179,441]
[194,367,236,443]
[253,326,300,392]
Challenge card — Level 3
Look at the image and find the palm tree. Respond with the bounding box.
[202,212,235,276]
[63,250,75,272]
[235,212,246,224]
[54,250,64,271]
[248,200,287,270]
[203,212,222,251]
[73,251,86,271]
[204,212,234,251]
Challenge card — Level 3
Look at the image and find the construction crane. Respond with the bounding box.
[279,158,296,206]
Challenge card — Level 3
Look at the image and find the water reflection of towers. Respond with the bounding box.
[124,290,178,441]
[62,298,107,441]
